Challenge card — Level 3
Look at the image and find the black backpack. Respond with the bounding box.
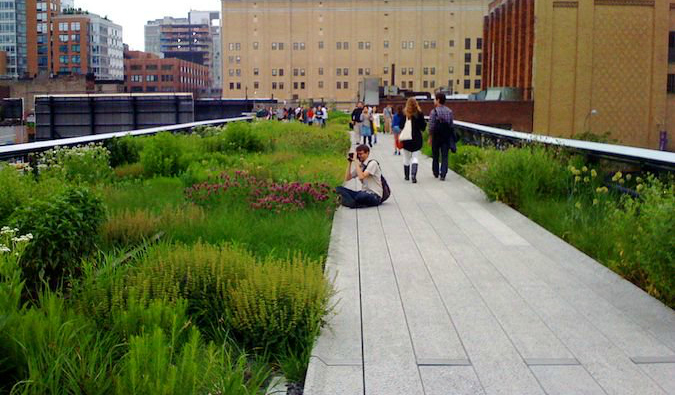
[365,160,391,203]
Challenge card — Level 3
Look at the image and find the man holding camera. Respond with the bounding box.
[335,144,383,208]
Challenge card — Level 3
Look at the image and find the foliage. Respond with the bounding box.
[448,144,486,177]
[141,132,187,177]
[573,131,618,144]
[11,187,105,292]
[34,143,113,184]
[104,136,142,168]
[221,122,266,153]
[113,162,145,179]
[101,209,162,247]
[0,165,32,223]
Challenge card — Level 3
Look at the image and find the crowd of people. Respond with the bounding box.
[256,105,329,127]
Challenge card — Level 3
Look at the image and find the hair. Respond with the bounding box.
[435,92,446,104]
[396,106,404,116]
[355,144,370,153]
[404,97,422,118]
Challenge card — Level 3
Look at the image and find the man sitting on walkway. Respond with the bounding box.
[335,144,383,208]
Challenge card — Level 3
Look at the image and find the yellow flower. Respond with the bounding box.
[625,174,632,181]
[612,171,623,182]
[591,169,597,178]
[636,176,643,183]
[593,199,599,206]
[636,184,644,192]
[582,166,588,172]
[575,202,582,209]
[596,187,603,193]
[584,177,590,183]
[568,165,576,173]
[619,179,625,185]
[575,176,581,182]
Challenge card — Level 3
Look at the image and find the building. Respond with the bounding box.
[60,0,73,12]
[144,16,188,57]
[483,0,673,150]
[124,50,209,96]
[52,11,124,80]
[0,0,30,78]
[33,0,63,77]
[220,0,490,102]
[189,10,221,91]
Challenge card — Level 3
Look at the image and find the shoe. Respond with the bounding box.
[404,165,410,181]
[411,164,418,184]
[394,150,397,155]
[440,176,446,181]
[433,173,439,179]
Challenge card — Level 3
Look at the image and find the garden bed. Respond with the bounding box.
[0,115,351,394]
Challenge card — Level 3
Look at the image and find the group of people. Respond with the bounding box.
[257,105,329,127]
[337,93,456,208]
[350,103,382,147]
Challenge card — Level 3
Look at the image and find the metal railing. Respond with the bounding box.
[452,120,675,172]
[0,116,253,161]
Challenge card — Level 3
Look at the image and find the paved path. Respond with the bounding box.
[304,134,675,395]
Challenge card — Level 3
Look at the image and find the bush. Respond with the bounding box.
[223,122,265,153]
[35,143,113,184]
[449,144,486,176]
[11,187,106,291]
[105,136,142,168]
[141,132,186,177]
[0,164,32,222]
[101,209,162,247]
[114,162,145,179]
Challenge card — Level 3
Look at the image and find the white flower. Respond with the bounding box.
[0,245,10,253]
[1,226,10,232]
[25,233,33,240]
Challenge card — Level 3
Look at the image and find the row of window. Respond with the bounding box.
[231,80,483,91]
[241,39,482,51]
[238,66,465,78]
[130,74,204,84]
[58,22,80,32]
[58,44,80,53]
[129,64,175,71]
[57,55,80,64]
[58,34,80,43]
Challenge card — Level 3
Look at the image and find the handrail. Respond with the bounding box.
[0,116,253,161]
[452,120,675,171]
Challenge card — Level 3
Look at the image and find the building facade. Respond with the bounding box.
[189,10,221,91]
[0,0,29,78]
[52,11,123,80]
[144,16,188,57]
[220,0,490,101]
[484,0,673,150]
[124,50,209,96]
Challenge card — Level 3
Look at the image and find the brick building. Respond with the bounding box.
[483,0,673,150]
[124,50,209,96]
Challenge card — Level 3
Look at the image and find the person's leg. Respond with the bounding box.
[411,150,420,184]
[440,140,450,180]
[431,138,440,178]
[354,191,381,208]
[402,149,411,180]
[367,135,372,147]
[335,186,359,208]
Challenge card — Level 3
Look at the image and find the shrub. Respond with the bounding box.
[101,209,162,247]
[141,132,186,177]
[223,122,265,153]
[11,187,106,291]
[449,144,486,176]
[114,162,145,179]
[105,136,142,168]
[34,143,113,184]
[0,164,32,222]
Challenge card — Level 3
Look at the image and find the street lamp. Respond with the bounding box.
[583,109,598,135]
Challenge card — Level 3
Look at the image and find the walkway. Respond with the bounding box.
[304,134,675,395]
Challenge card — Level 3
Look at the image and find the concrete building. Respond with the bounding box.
[144,16,188,57]
[124,50,209,96]
[189,10,221,91]
[0,0,30,78]
[220,0,490,102]
[52,11,123,80]
[483,0,673,150]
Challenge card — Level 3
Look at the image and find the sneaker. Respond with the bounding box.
[440,176,446,181]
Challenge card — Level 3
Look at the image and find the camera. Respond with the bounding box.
[348,152,354,161]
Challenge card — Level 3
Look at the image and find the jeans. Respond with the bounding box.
[335,187,381,208]
[362,135,372,146]
[432,139,450,177]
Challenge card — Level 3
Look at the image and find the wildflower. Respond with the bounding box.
[575,202,582,209]
[583,177,590,183]
[625,174,632,181]
[582,166,588,172]
[636,184,644,192]
[0,244,9,253]
[636,176,643,183]
[593,199,599,206]
[619,179,625,185]
[596,187,603,193]
[575,176,581,183]
[611,171,623,182]
[568,165,576,173]
[591,169,597,178]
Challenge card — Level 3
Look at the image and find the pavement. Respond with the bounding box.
[304,133,675,395]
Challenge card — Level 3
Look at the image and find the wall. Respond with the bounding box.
[533,0,671,150]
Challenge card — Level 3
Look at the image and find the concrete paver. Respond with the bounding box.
[305,135,674,395]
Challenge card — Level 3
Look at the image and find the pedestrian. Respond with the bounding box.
[335,144,383,208]
[351,102,364,145]
[392,106,403,155]
[360,106,373,147]
[428,92,455,181]
[308,107,315,126]
[371,107,379,144]
[321,104,328,127]
[383,104,393,134]
[399,98,426,184]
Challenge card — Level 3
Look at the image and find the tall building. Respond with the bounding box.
[52,11,124,80]
[144,16,188,57]
[124,50,209,95]
[483,0,673,150]
[34,0,63,76]
[0,0,29,78]
[189,10,221,90]
[220,0,490,101]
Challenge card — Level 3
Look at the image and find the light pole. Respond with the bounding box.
[583,109,598,135]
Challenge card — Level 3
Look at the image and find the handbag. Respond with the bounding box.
[399,119,413,141]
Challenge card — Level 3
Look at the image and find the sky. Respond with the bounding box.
[73,0,221,51]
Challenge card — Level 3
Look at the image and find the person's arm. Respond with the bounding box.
[355,160,371,181]
[345,160,355,182]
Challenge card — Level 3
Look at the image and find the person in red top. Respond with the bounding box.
[308,107,314,126]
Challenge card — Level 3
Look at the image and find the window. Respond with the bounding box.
[301,82,305,89]
[337,68,342,76]
[272,42,278,50]
[384,40,389,49]
[254,68,259,76]
[476,64,482,76]
[319,41,324,49]
[477,38,483,50]
[293,42,299,50]
[161,64,173,71]
[237,83,241,90]
[279,69,284,76]
[236,56,241,64]
[337,81,342,89]
[359,41,364,50]
[475,79,481,89]
[670,32,675,63]
[465,53,472,63]
[70,22,80,31]
[146,75,158,82]
[464,79,470,89]
[359,68,363,75]
[431,41,436,49]
[402,68,407,75]
[71,34,80,42]
[337,42,342,50]
[423,81,429,88]
[343,42,349,49]
[294,82,299,89]
[131,87,143,93]
[343,81,349,89]
[131,75,142,82]
[402,41,407,49]
[59,34,68,42]
[424,41,429,49]
[409,41,414,49]
[300,68,305,76]
[59,22,68,31]
[449,40,455,48]
[431,67,436,75]
[365,42,371,50]
[383,67,389,74]
[236,43,241,50]
[59,45,68,53]
[279,82,284,89]
[401,81,406,89]
[272,82,277,90]
[161,75,173,82]
[229,69,234,77]
[59,55,68,64]
[465,38,471,50]
[272,69,277,76]
[279,43,284,50]
[464,64,470,76]
[318,81,324,88]
[365,68,370,75]
[408,68,413,75]
[449,66,454,74]
[343,68,349,76]
[71,44,80,53]
[229,43,234,51]
[431,80,436,88]
[478,53,483,63]
[408,81,413,89]
[294,68,298,76]
[130,65,142,71]
[146,64,158,70]
[229,82,235,90]
[668,74,675,94]
[253,42,259,50]
[236,69,241,76]
[424,67,429,75]
[318,67,324,75]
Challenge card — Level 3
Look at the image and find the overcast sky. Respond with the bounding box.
[73,0,221,51]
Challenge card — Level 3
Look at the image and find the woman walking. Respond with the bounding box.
[360,106,373,147]
[392,106,404,155]
[400,98,426,183]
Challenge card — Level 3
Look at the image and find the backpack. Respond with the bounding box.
[365,160,391,203]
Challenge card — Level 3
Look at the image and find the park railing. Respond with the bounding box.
[0,116,253,161]
[452,120,675,173]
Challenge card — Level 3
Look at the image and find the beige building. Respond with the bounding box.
[221,0,491,102]
[484,0,673,150]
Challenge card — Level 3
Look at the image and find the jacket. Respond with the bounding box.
[402,112,426,152]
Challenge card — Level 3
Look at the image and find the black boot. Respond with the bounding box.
[404,165,410,181]
[411,164,418,184]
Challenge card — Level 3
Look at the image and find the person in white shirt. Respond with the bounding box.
[335,144,383,208]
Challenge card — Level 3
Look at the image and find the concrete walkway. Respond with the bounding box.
[304,134,675,395]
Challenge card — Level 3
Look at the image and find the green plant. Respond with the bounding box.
[223,122,266,153]
[0,164,32,222]
[114,162,145,179]
[141,132,187,177]
[35,143,113,184]
[105,136,142,168]
[101,209,162,247]
[11,187,106,292]
[449,144,485,176]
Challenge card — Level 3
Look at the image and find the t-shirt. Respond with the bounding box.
[351,160,383,198]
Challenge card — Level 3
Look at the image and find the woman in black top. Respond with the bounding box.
[401,98,426,183]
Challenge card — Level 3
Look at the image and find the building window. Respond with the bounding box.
[236,69,241,76]
[130,65,142,71]
[478,53,483,63]
[279,69,284,76]
[359,41,364,50]
[475,79,481,89]
[279,43,284,50]
[668,74,675,94]
[146,64,158,70]
[669,32,675,63]
[401,81,406,89]
[337,42,342,50]
[294,82,299,90]
[384,40,389,49]
[365,42,371,50]
[449,40,455,48]
[408,68,413,75]
[272,69,277,76]
[431,41,436,49]
[146,75,158,82]
[131,75,142,82]
[59,45,68,53]
[464,64,470,76]
[161,75,173,82]
[343,68,349,76]
[59,34,68,42]
[337,81,342,89]
[476,64,482,76]
[319,67,324,75]
[409,41,414,49]
[431,80,436,88]
[359,68,363,76]
[464,79,470,89]
[301,82,305,89]
[71,34,80,42]
[365,68,370,75]
[318,81,324,88]
[449,66,454,74]
[293,42,299,50]
[408,81,413,89]
[279,82,284,89]
[59,55,68,64]
[300,68,305,76]
[319,41,324,49]
[465,38,471,50]
[423,80,429,88]
[465,53,472,63]
[431,67,436,75]
[254,68,259,76]
[237,83,241,89]
[343,41,349,49]
[253,42,259,50]
[71,55,80,63]
[477,38,483,50]
[423,67,429,75]
[402,41,407,49]
[59,22,68,31]
[272,42,278,50]
[424,41,429,49]
[383,67,389,74]
[337,68,342,76]
[402,68,407,75]
[272,82,277,90]
[71,22,80,31]
[71,44,80,53]
[294,68,298,76]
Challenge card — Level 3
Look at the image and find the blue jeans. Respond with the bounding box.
[335,187,381,208]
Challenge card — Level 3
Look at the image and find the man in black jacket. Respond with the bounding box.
[350,102,364,145]
[428,93,455,181]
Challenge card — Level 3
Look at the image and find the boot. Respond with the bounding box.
[404,165,410,181]
[411,164,418,184]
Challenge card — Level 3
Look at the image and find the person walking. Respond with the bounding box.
[308,107,315,126]
[321,104,328,127]
[400,98,426,184]
[360,106,373,147]
[392,106,404,155]
[428,92,455,181]
[383,104,393,134]
[351,102,364,145]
